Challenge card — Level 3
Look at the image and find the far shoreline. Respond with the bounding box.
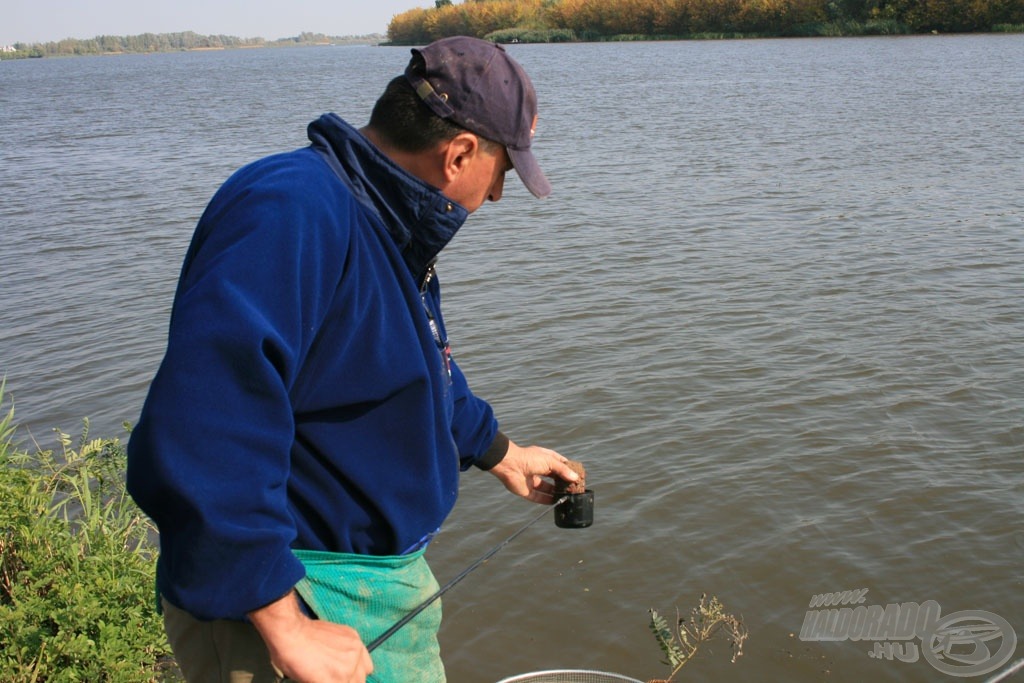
[3,25,1021,60]
[0,31,383,60]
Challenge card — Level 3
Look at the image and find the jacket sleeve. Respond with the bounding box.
[126,155,348,620]
[448,355,508,471]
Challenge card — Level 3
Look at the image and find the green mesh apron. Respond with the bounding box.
[293,548,445,683]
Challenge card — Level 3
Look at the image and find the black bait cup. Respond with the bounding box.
[554,490,594,529]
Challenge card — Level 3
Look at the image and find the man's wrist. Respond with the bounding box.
[248,590,305,636]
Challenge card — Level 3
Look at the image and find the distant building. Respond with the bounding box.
[1,45,17,53]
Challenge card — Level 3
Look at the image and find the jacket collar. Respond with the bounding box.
[307,113,469,283]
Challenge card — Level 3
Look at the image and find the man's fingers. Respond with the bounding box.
[550,459,580,482]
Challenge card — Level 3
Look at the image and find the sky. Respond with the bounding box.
[3,0,428,46]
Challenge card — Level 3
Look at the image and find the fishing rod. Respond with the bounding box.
[366,495,569,653]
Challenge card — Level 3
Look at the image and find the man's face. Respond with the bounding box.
[446,141,512,214]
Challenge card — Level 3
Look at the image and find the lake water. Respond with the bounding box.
[1,35,1022,682]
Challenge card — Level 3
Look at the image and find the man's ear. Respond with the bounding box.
[441,132,479,185]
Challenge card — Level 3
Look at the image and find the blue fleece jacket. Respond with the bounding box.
[126,114,505,621]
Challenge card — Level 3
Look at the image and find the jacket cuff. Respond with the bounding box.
[475,430,509,471]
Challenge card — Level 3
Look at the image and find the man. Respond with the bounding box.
[126,35,581,683]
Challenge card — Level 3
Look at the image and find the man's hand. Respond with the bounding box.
[248,591,373,683]
[488,439,581,504]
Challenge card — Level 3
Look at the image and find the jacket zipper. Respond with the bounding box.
[419,263,451,380]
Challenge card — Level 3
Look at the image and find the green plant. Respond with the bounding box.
[0,382,179,681]
[647,594,748,682]
[485,27,580,42]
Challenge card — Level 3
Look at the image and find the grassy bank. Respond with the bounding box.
[481,18,915,43]
[0,383,179,682]
[395,19,1024,44]
[386,0,1024,44]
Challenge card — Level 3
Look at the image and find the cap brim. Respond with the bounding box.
[508,147,551,199]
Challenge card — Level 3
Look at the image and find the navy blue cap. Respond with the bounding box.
[405,36,551,199]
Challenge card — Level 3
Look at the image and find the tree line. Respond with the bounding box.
[386,0,1024,44]
[1,31,380,59]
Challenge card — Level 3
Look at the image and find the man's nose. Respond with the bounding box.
[488,174,505,203]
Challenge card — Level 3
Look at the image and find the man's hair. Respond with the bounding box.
[369,76,501,155]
